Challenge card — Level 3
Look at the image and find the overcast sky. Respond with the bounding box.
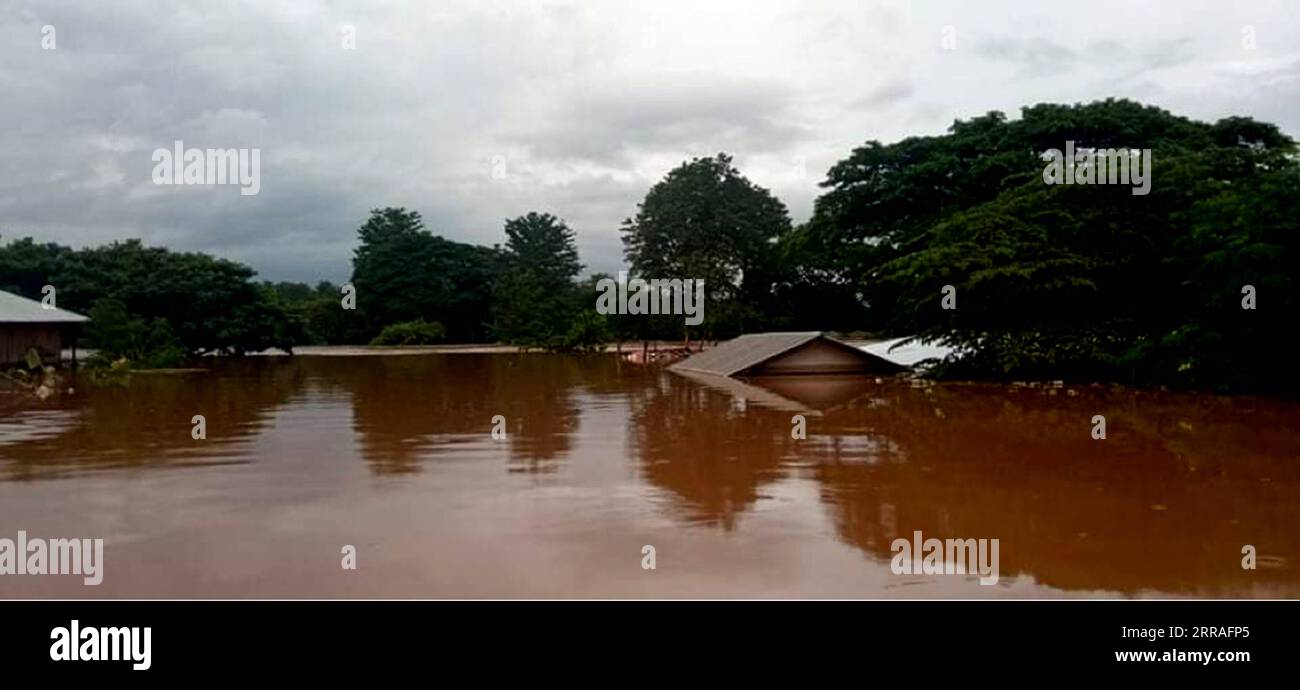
[3,0,1297,283]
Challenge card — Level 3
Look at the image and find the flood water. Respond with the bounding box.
[1,352,1298,598]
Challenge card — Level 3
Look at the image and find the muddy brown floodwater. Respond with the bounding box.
[1,352,1298,598]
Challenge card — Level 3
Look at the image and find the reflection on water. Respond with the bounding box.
[1,353,1298,598]
[0,362,303,480]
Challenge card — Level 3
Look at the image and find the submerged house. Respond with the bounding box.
[669,332,941,414]
[671,332,906,378]
[0,289,89,366]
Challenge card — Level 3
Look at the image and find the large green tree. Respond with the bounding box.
[350,207,502,343]
[797,98,1299,390]
[621,154,791,336]
[491,212,587,348]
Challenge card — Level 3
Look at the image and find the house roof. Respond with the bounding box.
[671,331,823,376]
[670,331,899,377]
[860,337,956,368]
[0,289,90,324]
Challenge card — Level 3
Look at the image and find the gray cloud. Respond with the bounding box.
[974,36,1078,78]
[851,80,915,109]
[508,75,810,166]
[2,0,1299,283]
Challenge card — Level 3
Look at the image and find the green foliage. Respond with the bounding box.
[502,211,581,282]
[0,238,301,359]
[264,280,369,345]
[554,310,611,353]
[580,272,668,343]
[620,154,791,338]
[86,298,188,369]
[491,212,590,348]
[765,221,872,332]
[801,98,1299,390]
[351,208,501,343]
[0,238,76,298]
[369,319,447,346]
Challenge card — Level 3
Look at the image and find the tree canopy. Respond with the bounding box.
[788,98,1299,390]
[491,212,588,348]
[0,237,302,361]
[620,153,791,337]
[349,207,502,343]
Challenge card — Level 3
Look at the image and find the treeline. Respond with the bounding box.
[263,209,615,350]
[0,238,302,368]
[262,152,861,350]
[2,99,1296,390]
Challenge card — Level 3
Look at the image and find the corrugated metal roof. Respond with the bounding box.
[0,289,90,324]
[861,337,956,367]
[671,331,823,377]
[671,331,900,377]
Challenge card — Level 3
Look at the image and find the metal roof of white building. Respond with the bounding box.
[860,337,956,367]
[0,289,90,324]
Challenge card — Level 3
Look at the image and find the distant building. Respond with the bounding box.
[859,336,956,369]
[0,290,89,366]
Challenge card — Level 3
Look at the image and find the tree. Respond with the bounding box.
[491,212,586,348]
[621,154,791,337]
[502,212,581,286]
[803,98,1300,390]
[0,237,78,298]
[350,207,502,343]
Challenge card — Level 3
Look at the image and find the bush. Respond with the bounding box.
[549,310,611,353]
[86,298,188,369]
[369,319,447,346]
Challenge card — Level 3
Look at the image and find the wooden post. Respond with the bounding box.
[67,326,78,372]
